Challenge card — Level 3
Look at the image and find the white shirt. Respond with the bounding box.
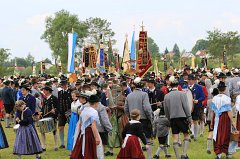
[71,100,81,113]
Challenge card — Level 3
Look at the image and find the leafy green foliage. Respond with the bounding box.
[164,47,169,54]
[16,58,28,67]
[172,43,180,57]
[0,48,10,65]
[191,39,208,54]
[84,17,115,47]
[206,29,240,63]
[41,9,88,71]
[0,48,13,76]
[44,58,52,64]
[45,66,58,75]
[19,66,33,76]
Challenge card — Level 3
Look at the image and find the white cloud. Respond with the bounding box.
[26,13,51,26]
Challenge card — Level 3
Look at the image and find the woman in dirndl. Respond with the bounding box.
[235,93,240,149]
[0,121,9,149]
[210,82,236,159]
[117,109,149,159]
[67,90,81,151]
[70,94,101,159]
[13,100,42,159]
[0,83,5,120]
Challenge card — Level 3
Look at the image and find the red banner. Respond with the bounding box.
[137,31,152,77]
[89,45,97,68]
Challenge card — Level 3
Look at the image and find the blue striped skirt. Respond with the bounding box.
[13,124,42,155]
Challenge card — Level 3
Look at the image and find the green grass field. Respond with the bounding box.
[0,121,239,159]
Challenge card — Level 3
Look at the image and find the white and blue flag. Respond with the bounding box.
[67,32,78,72]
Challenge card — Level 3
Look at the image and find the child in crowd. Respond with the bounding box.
[153,108,171,159]
[117,109,149,159]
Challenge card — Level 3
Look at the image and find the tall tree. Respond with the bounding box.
[0,48,10,65]
[44,58,52,64]
[84,17,115,47]
[41,9,88,71]
[136,37,160,57]
[25,53,34,66]
[207,29,240,64]
[164,47,169,54]
[16,58,28,67]
[172,43,180,57]
[191,39,208,54]
[0,48,14,76]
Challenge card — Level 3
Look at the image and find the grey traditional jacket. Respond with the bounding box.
[95,102,112,133]
[124,89,153,121]
[164,89,192,121]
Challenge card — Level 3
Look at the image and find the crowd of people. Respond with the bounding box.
[0,66,240,159]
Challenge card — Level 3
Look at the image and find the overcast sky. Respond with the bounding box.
[1,0,240,61]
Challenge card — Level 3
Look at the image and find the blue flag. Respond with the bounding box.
[130,31,135,69]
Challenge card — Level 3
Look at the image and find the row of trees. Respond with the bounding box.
[0,49,54,76]
[41,10,115,71]
[192,29,240,65]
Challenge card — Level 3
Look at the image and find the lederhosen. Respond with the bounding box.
[58,89,72,127]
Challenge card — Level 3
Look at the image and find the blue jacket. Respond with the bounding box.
[101,92,107,106]
[1,86,15,105]
[19,94,36,114]
[191,84,205,108]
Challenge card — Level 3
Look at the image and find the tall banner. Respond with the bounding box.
[122,36,130,73]
[83,47,90,68]
[32,61,36,76]
[154,59,159,77]
[130,31,136,69]
[67,32,78,73]
[100,47,104,67]
[115,53,120,72]
[191,56,195,69]
[89,45,97,68]
[137,31,152,77]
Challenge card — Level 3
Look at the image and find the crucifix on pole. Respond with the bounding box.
[140,21,145,31]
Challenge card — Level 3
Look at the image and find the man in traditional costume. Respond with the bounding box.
[146,76,164,112]
[164,76,192,159]
[188,74,205,141]
[58,79,73,148]
[40,86,59,151]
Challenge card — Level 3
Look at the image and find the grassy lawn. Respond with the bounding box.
[0,121,239,159]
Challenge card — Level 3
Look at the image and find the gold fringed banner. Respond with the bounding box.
[89,45,97,68]
[137,31,152,77]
